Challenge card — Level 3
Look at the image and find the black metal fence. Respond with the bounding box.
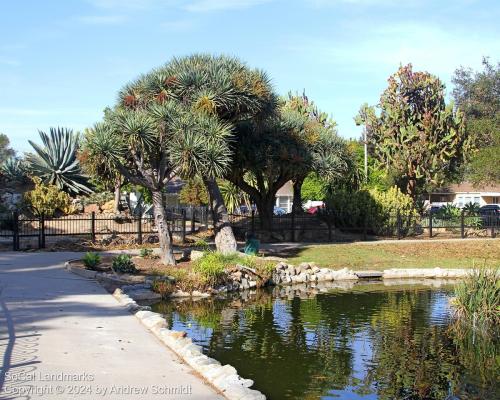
[0,206,211,250]
[229,209,499,242]
[0,206,497,250]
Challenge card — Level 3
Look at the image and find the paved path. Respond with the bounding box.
[0,252,223,400]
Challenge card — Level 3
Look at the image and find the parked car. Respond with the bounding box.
[273,207,286,216]
[306,206,321,215]
[478,204,500,226]
[429,205,442,214]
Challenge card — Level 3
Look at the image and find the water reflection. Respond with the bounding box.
[152,281,499,400]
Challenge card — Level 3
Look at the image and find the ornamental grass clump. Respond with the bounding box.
[452,265,499,330]
[192,252,230,287]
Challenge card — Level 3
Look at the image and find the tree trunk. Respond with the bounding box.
[406,176,417,200]
[204,177,237,254]
[152,190,176,265]
[113,178,121,214]
[254,195,276,231]
[292,177,304,215]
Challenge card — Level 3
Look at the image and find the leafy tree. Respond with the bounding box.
[0,133,15,163]
[178,177,209,206]
[116,54,275,253]
[301,173,327,202]
[452,58,500,185]
[26,127,92,195]
[88,102,231,265]
[346,140,389,191]
[357,64,470,199]
[227,94,351,228]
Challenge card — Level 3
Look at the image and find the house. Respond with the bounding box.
[275,181,294,212]
[428,182,500,208]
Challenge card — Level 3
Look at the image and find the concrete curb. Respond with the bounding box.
[113,288,266,400]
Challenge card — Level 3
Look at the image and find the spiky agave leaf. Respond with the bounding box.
[1,157,28,183]
[27,127,92,194]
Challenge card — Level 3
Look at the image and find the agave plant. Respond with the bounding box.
[1,157,28,183]
[27,127,92,195]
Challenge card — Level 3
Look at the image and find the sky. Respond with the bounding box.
[1,0,499,153]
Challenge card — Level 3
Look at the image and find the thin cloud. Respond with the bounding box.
[285,22,499,83]
[161,19,197,31]
[77,15,127,25]
[184,0,272,12]
[87,0,176,9]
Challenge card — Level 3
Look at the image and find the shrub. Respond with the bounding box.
[81,191,114,207]
[452,265,499,329]
[323,186,418,235]
[111,254,137,274]
[24,177,73,216]
[193,239,210,251]
[178,178,208,206]
[151,279,175,299]
[82,252,101,269]
[139,248,154,258]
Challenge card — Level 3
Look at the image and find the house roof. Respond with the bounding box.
[276,181,293,196]
[432,182,500,194]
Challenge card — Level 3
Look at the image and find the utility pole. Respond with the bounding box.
[363,127,368,184]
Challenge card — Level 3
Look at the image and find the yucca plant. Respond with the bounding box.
[27,127,92,195]
[1,157,28,183]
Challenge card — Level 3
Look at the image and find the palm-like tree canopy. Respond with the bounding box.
[27,127,92,194]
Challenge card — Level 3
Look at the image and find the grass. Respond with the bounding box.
[452,265,499,329]
[283,240,500,270]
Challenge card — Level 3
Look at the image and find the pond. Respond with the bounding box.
[151,281,499,400]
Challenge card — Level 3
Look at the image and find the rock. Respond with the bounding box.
[170,331,187,339]
[312,265,320,273]
[232,271,243,280]
[190,250,205,261]
[126,289,162,301]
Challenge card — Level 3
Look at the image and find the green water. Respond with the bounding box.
[151,282,499,400]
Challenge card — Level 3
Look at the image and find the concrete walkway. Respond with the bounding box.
[0,252,223,400]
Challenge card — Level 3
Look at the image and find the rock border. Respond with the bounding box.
[65,257,472,400]
[112,288,265,400]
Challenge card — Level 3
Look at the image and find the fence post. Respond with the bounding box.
[181,209,186,243]
[460,209,465,239]
[191,208,196,234]
[396,211,402,240]
[91,211,96,242]
[251,209,255,234]
[39,213,45,249]
[291,209,296,242]
[137,215,143,245]
[491,213,496,238]
[428,208,433,238]
[12,211,19,251]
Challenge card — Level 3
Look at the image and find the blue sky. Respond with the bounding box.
[1,0,499,153]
